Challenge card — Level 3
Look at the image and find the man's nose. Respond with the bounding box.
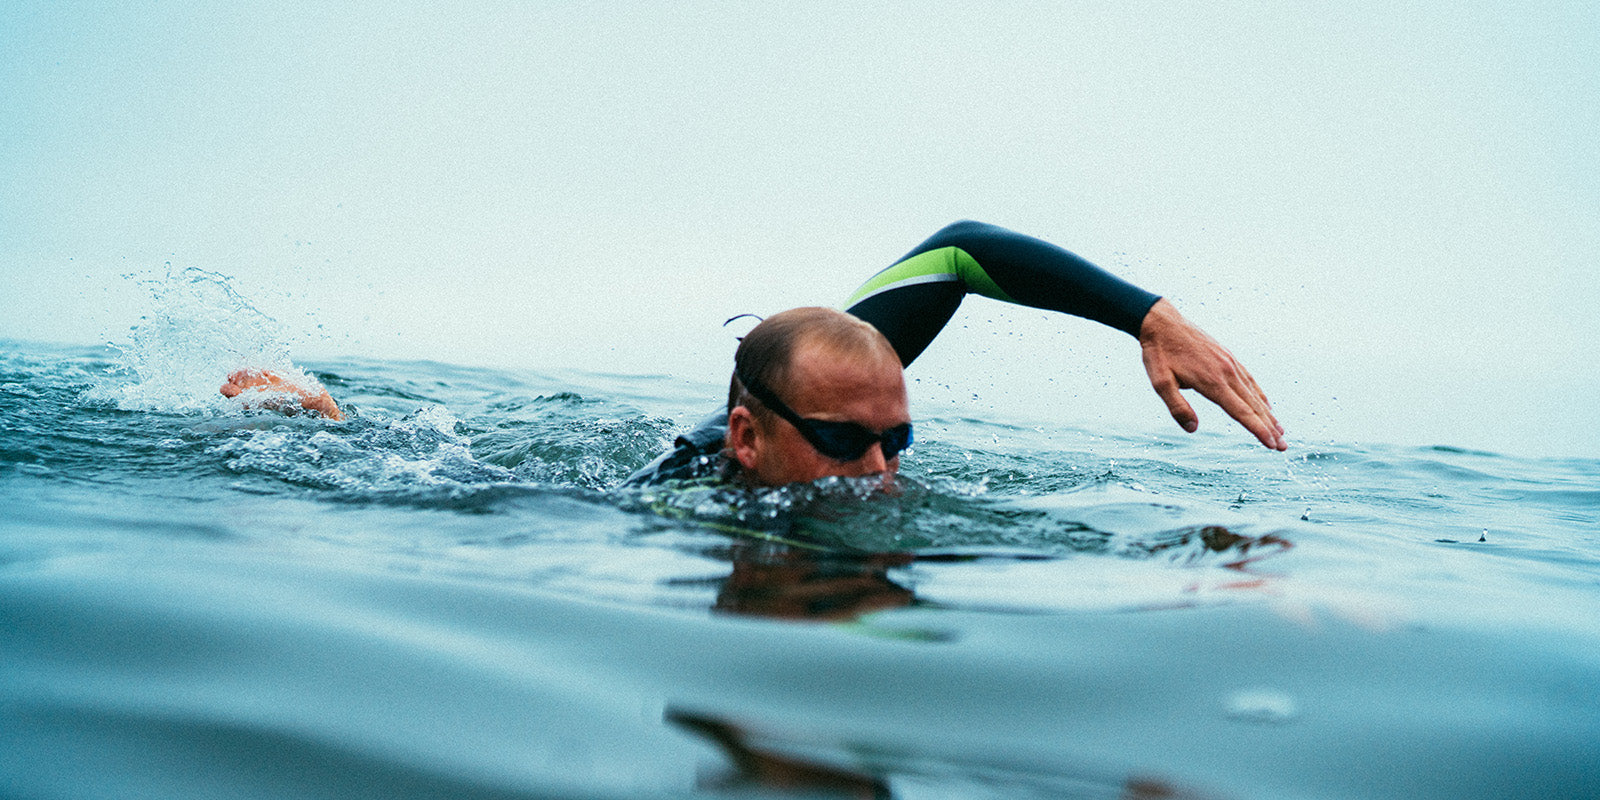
[852,442,888,475]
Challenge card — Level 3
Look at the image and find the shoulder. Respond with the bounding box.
[623,412,729,487]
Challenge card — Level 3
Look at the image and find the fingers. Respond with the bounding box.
[1142,348,1199,433]
[300,392,345,421]
[1224,359,1286,447]
[1183,353,1282,450]
[1156,375,1199,433]
[1206,381,1286,451]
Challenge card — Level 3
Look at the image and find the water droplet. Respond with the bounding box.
[1226,688,1298,724]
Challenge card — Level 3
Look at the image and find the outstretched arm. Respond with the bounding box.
[843,220,1285,450]
[221,368,344,421]
[844,220,1159,366]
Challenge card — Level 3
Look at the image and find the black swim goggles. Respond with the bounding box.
[736,368,913,462]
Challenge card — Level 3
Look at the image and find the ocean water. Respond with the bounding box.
[3,275,1599,799]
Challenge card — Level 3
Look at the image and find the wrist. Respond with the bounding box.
[1138,298,1181,343]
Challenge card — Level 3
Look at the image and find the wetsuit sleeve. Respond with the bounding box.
[622,410,727,487]
[844,220,1161,367]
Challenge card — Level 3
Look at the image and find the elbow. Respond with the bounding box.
[935,219,992,236]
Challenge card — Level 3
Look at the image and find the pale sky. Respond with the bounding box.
[3,1,1596,457]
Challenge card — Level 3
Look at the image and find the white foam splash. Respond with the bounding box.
[212,404,515,495]
[91,267,315,414]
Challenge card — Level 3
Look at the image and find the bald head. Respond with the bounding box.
[725,307,910,486]
[728,307,900,415]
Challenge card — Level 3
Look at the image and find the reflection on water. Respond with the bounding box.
[670,709,889,799]
[667,708,1218,799]
[686,525,1292,626]
[1133,526,1293,570]
[708,544,915,622]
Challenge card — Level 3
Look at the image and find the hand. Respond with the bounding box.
[1138,299,1285,450]
[221,368,344,421]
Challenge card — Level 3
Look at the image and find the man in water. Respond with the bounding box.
[628,221,1283,487]
[225,221,1284,487]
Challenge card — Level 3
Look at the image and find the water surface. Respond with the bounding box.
[3,322,1597,799]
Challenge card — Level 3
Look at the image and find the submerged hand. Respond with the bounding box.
[1138,299,1285,451]
[221,368,344,421]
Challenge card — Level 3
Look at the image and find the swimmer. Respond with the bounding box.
[227,221,1284,486]
[632,221,1284,486]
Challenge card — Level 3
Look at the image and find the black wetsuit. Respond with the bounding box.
[624,221,1161,486]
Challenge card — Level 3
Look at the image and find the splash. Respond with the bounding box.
[93,267,318,413]
[213,405,518,503]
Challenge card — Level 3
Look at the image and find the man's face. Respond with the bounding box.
[729,340,910,487]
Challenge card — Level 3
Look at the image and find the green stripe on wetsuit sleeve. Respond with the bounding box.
[845,246,1016,308]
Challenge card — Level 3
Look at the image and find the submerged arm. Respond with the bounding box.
[221,369,344,421]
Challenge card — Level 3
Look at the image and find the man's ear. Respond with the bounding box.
[727,406,762,471]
